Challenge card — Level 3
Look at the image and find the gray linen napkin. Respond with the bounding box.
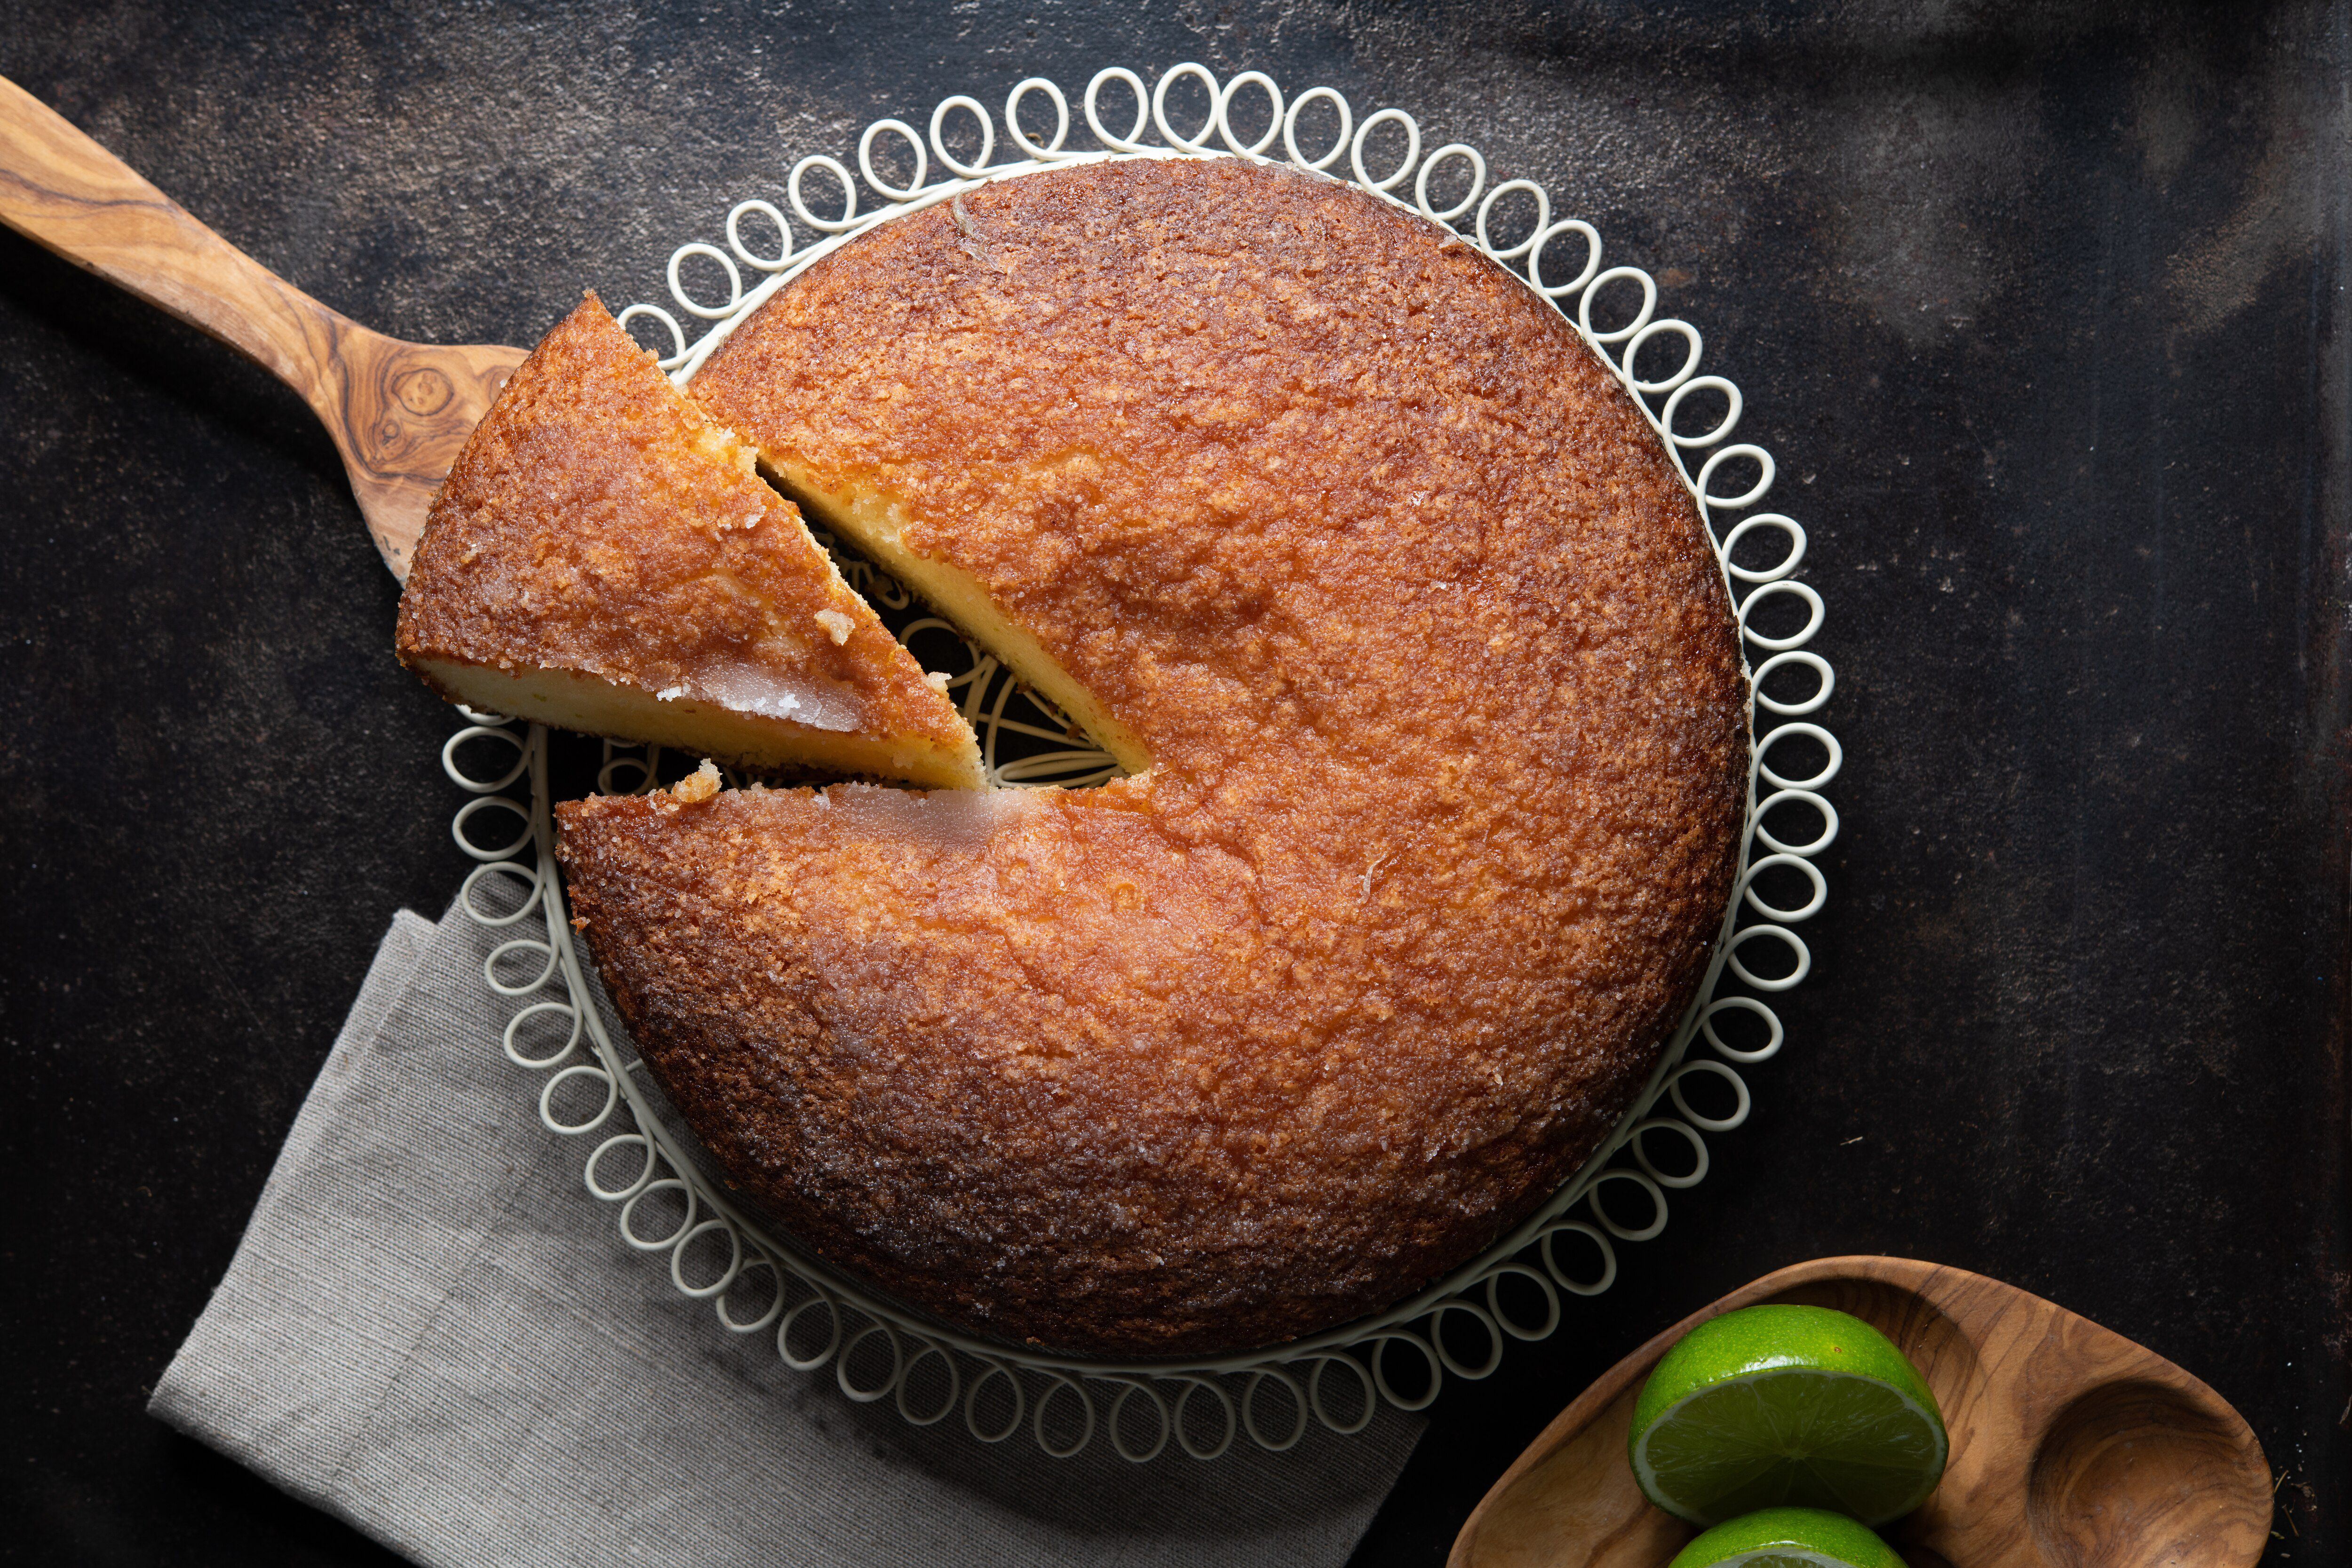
[151,897,1426,1567]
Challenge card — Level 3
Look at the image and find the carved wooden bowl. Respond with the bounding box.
[1450,1256,2271,1568]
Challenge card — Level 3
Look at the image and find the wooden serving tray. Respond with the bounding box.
[1449,1256,2270,1568]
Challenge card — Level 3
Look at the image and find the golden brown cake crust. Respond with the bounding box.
[559,160,1748,1356]
[394,293,975,777]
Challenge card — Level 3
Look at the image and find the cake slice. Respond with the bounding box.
[395,293,984,790]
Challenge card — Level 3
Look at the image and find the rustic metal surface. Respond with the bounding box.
[0,3,2344,1563]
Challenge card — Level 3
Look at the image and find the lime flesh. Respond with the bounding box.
[1667,1506,1910,1568]
[1630,1305,1948,1527]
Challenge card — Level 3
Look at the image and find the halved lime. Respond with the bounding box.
[1629,1303,1947,1527]
[1667,1506,1910,1568]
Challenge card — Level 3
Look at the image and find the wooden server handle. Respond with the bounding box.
[0,75,523,576]
[0,74,358,406]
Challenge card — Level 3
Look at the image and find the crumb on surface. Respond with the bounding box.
[814,608,855,645]
[672,759,722,804]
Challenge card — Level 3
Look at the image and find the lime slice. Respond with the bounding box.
[1629,1304,1948,1527]
[1667,1506,1911,1568]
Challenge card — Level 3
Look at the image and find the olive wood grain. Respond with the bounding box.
[0,74,522,578]
[1450,1255,2272,1568]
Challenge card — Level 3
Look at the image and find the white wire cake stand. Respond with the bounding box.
[434,61,1841,1463]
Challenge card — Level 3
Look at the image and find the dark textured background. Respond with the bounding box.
[2,2,2346,1563]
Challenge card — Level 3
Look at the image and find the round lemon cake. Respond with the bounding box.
[556,157,1748,1356]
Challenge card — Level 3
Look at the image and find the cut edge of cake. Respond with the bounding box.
[755,460,1155,778]
[407,656,982,790]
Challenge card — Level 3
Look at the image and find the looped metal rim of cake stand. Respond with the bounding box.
[438,61,1840,1462]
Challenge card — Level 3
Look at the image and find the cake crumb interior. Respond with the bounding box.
[760,460,1155,779]
[413,656,983,790]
